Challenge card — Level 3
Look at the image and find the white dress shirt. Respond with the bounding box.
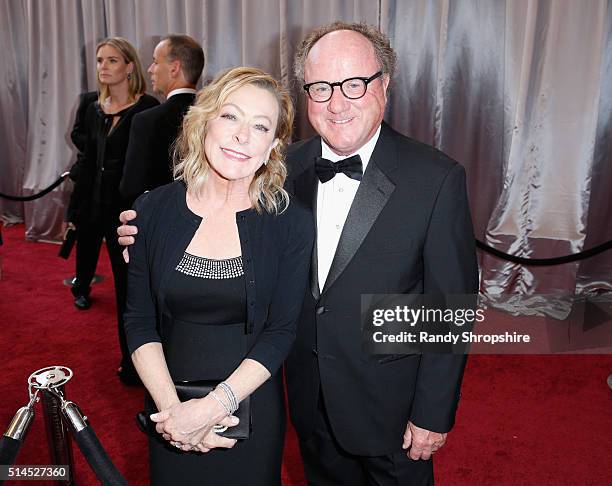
[316,125,382,288]
[167,87,197,99]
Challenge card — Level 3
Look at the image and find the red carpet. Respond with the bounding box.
[1,223,611,485]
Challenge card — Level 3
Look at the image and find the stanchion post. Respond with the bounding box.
[41,387,75,486]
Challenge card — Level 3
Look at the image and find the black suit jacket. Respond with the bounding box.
[285,122,479,456]
[120,93,195,204]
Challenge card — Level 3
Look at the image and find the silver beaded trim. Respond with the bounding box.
[175,252,244,279]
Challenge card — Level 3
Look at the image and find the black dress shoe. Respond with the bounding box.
[74,295,91,310]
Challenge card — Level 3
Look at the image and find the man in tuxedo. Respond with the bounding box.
[120,35,204,204]
[118,22,478,485]
[283,22,478,485]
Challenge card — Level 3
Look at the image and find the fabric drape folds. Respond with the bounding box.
[1,0,610,300]
[383,0,612,304]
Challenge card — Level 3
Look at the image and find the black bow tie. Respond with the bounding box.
[314,154,363,183]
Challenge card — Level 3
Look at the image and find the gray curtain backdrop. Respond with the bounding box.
[1,0,611,300]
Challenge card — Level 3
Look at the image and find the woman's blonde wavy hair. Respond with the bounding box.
[95,37,147,105]
[173,66,294,214]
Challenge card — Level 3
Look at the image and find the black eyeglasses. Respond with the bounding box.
[303,71,383,103]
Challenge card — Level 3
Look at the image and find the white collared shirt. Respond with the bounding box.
[167,87,197,99]
[316,125,382,288]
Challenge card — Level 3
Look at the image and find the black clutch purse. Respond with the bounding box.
[58,227,77,259]
[136,381,251,440]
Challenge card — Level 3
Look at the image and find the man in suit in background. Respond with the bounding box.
[118,22,478,484]
[120,35,204,204]
[284,22,478,485]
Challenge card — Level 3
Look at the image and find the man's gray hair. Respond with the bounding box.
[293,21,397,83]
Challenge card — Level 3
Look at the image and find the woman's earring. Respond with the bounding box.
[127,73,132,81]
[263,149,273,166]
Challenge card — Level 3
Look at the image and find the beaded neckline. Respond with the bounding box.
[175,252,244,279]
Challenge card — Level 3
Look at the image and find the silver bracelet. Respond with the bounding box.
[220,382,238,412]
[208,390,231,416]
[217,382,238,413]
[217,383,237,413]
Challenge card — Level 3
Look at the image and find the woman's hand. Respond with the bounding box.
[193,427,238,453]
[167,426,238,453]
[150,396,239,450]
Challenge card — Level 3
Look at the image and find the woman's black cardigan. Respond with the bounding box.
[67,93,159,223]
[124,180,314,376]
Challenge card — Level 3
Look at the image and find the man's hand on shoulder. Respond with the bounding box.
[402,421,447,461]
[118,209,138,263]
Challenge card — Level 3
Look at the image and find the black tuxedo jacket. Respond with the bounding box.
[284,122,479,456]
[120,93,195,204]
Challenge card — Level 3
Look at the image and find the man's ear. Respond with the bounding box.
[171,60,183,78]
[382,74,390,99]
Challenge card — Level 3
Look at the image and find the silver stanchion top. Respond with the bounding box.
[28,366,73,391]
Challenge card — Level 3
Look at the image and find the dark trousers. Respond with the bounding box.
[73,211,131,368]
[298,395,434,486]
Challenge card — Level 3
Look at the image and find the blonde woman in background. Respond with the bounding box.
[67,37,158,385]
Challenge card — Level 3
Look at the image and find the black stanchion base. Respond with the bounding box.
[62,275,105,287]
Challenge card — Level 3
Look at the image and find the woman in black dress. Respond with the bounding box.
[124,67,313,485]
[67,37,158,383]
